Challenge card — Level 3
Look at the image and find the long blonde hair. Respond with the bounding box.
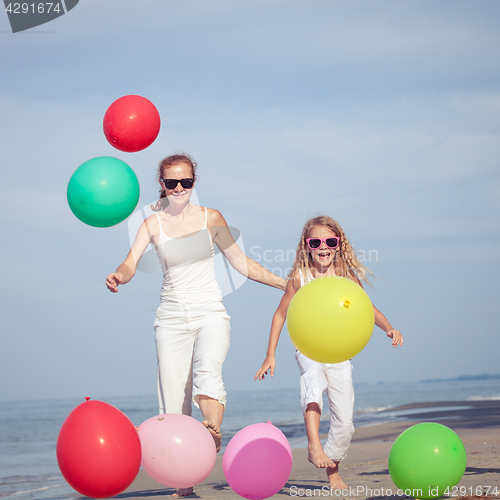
[289,216,374,287]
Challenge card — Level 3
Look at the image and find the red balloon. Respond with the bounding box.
[103,95,161,152]
[56,399,142,498]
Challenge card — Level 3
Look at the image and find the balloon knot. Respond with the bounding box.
[85,397,91,401]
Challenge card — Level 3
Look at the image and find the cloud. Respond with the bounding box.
[2,0,500,400]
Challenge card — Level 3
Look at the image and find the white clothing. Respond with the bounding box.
[295,269,355,462]
[154,300,230,414]
[295,351,354,462]
[155,209,222,304]
[153,208,230,415]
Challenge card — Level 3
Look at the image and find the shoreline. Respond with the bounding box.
[120,399,500,499]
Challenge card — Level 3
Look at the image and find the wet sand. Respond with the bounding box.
[118,400,500,499]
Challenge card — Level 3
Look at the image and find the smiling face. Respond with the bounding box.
[306,224,339,271]
[160,161,195,206]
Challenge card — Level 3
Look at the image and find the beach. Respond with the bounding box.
[121,400,500,500]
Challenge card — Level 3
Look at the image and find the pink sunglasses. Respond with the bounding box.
[306,237,340,250]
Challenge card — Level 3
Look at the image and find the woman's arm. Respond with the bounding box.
[373,304,403,347]
[254,276,298,380]
[208,209,286,290]
[105,217,156,293]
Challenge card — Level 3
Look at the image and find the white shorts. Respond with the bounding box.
[154,300,231,415]
[295,350,355,462]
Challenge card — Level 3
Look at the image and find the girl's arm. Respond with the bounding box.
[208,209,286,291]
[254,277,298,380]
[373,305,403,347]
[105,217,155,293]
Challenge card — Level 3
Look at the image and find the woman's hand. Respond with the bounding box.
[254,355,276,381]
[106,272,124,293]
[277,277,287,291]
[105,217,155,293]
[386,329,403,347]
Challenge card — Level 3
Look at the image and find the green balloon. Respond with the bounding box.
[67,156,140,228]
[388,423,467,499]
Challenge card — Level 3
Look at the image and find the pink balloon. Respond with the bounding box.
[223,422,293,500]
[137,414,216,489]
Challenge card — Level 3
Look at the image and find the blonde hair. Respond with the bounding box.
[150,153,198,212]
[289,215,374,287]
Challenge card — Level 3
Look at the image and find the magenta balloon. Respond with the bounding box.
[137,414,216,489]
[223,422,293,500]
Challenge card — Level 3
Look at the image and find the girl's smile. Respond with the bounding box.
[317,251,332,261]
[307,226,339,271]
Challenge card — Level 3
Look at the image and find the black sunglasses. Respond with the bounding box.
[161,178,194,190]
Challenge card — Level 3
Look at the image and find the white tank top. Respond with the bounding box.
[155,208,223,304]
[298,268,314,287]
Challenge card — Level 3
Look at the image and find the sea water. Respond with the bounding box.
[1,376,499,500]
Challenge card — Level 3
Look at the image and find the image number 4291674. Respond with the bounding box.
[3,0,79,33]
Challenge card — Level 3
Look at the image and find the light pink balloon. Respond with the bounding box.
[223,422,293,500]
[137,414,216,489]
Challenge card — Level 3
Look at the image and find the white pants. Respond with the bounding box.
[154,300,231,415]
[295,351,354,462]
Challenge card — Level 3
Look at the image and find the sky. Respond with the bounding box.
[1,0,499,403]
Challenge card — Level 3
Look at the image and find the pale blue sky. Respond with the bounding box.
[1,1,499,402]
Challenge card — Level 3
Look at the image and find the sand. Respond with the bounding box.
[120,400,500,500]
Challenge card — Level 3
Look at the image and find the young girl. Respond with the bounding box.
[255,215,403,489]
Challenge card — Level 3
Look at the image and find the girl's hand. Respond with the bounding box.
[386,329,403,347]
[106,272,124,293]
[254,355,276,381]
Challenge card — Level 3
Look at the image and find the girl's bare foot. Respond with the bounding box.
[203,419,222,453]
[172,487,194,497]
[307,443,335,468]
[327,463,347,489]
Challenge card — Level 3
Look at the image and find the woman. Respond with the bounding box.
[106,153,285,497]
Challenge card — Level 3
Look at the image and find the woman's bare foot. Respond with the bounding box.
[172,487,194,497]
[307,443,335,468]
[203,419,222,453]
[327,462,347,489]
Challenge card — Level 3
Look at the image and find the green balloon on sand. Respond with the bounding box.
[388,422,467,499]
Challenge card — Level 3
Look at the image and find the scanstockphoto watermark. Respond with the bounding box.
[127,199,248,298]
[250,245,379,279]
[290,485,436,497]
[127,199,380,298]
[3,0,79,33]
[290,485,500,497]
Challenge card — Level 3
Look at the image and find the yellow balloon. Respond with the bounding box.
[287,276,375,363]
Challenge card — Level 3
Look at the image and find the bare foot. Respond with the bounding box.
[203,419,222,453]
[327,463,347,489]
[307,443,335,468]
[172,487,194,497]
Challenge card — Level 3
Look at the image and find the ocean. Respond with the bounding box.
[1,376,499,500]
